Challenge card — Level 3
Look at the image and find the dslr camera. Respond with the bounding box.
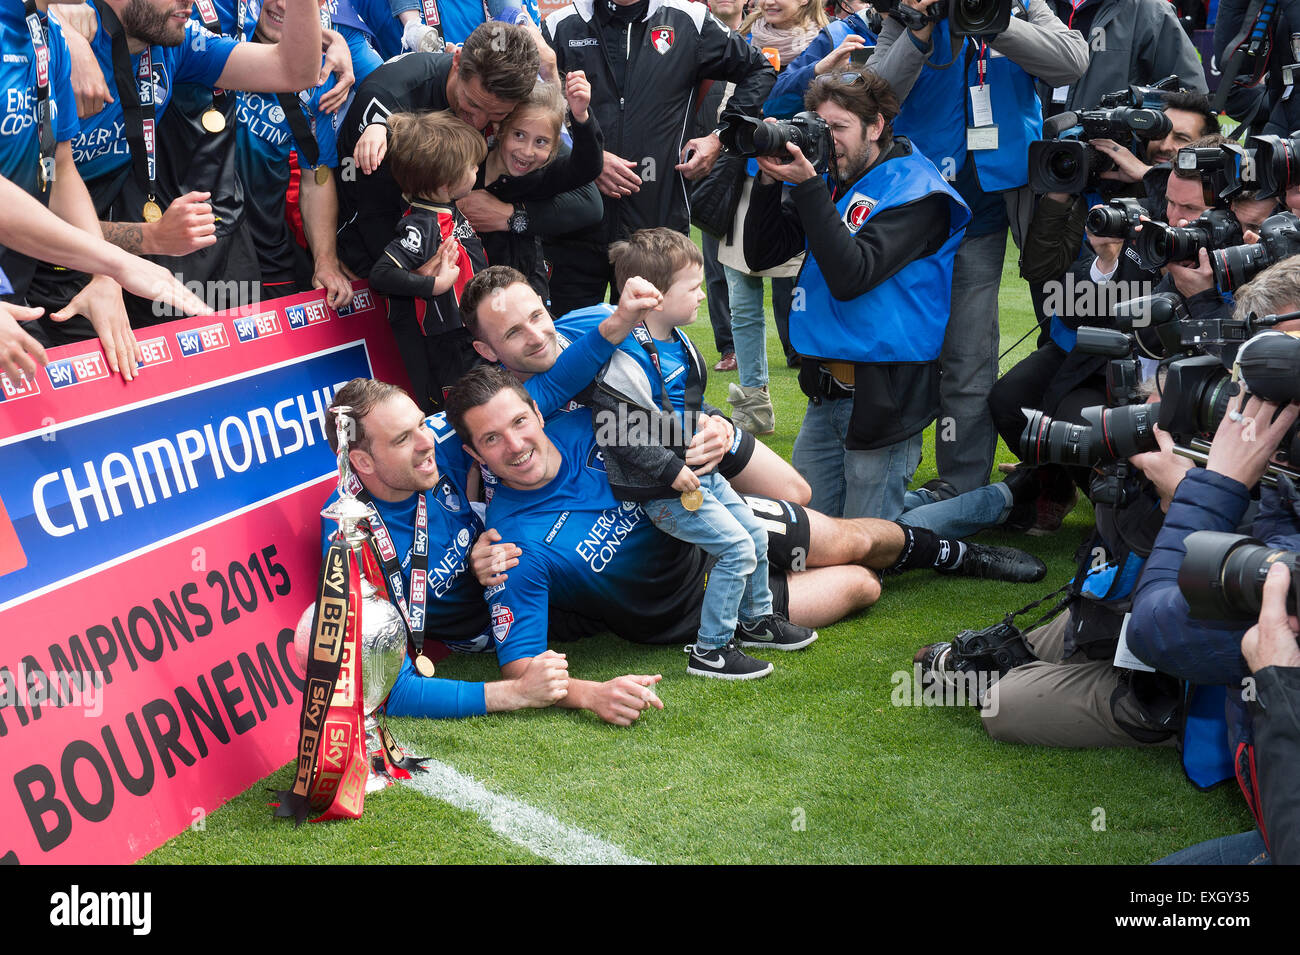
[1180,531,1300,621]
[719,111,836,174]
[874,0,1012,36]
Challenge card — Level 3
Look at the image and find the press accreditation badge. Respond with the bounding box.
[967,126,999,150]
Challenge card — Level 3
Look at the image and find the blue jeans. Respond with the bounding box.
[793,397,1012,535]
[1156,829,1270,865]
[722,266,769,389]
[937,230,1003,493]
[899,483,1011,539]
[645,470,772,648]
[792,396,922,520]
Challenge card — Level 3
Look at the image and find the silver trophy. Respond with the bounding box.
[297,405,408,793]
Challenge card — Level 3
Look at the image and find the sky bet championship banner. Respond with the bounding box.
[0,284,410,864]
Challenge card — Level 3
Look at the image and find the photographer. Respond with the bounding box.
[1129,258,1300,851]
[742,70,970,521]
[912,383,1193,747]
[871,0,1087,495]
[1213,0,1300,136]
[992,137,1273,493]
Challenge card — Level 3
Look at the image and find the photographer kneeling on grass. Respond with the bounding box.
[1127,256,1300,863]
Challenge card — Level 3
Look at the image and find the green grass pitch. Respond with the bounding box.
[143,233,1251,865]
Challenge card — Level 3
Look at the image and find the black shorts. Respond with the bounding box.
[546,494,807,646]
[744,495,811,572]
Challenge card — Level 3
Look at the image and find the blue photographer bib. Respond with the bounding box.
[792,144,970,363]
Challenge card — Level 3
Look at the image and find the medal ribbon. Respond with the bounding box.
[251,33,322,166]
[346,474,430,657]
[95,0,158,207]
[23,0,55,191]
[194,0,228,109]
[272,538,362,824]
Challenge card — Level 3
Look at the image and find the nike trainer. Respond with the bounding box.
[686,641,774,680]
[735,613,819,650]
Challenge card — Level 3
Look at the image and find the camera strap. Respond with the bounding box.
[1000,579,1074,634]
[1212,0,1273,116]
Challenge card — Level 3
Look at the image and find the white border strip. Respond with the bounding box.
[403,761,651,865]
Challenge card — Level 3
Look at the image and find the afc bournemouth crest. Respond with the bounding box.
[650,26,674,54]
[844,193,877,230]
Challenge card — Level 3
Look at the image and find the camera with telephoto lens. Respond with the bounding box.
[1029,107,1173,194]
[1179,531,1300,621]
[1211,212,1300,293]
[1136,209,1243,269]
[1086,197,1148,239]
[874,0,1012,35]
[718,111,835,174]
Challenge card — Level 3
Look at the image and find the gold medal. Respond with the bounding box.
[201,107,226,133]
[142,200,163,223]
[314,165,331,186]
[680,488,703,511]
[414,655,436,678]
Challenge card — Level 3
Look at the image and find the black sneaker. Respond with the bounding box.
[735,613,819,650]
[942,543,1046,583]
[687,641,774,680]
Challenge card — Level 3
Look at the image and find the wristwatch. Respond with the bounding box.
[508,207,530,234]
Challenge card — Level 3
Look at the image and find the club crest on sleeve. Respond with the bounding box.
[844,193,877,230]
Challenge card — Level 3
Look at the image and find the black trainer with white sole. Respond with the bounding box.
[941,543,1046,583]
[735,613,819,650]
[686,641,774,680]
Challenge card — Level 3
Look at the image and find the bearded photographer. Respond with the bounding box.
[1128,259,1300,860]
[741,70,971,521]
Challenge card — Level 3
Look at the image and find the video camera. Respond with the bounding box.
[1028,79,1180,194]
[874,0,1012,36]
[718,111,835,175]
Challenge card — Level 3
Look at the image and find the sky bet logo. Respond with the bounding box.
[46,352,109,390]
[233,310,283,343]
[334,289,374,317]
[285,301,331,330]
[0,368,41,402]
[176,323,230,357]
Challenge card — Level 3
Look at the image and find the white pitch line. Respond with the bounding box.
[403,760,651,865]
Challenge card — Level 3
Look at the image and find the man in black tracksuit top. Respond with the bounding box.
[541,0,775,317]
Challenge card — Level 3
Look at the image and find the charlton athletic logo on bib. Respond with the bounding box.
[844,193,877,230]
[650,26,674,53]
